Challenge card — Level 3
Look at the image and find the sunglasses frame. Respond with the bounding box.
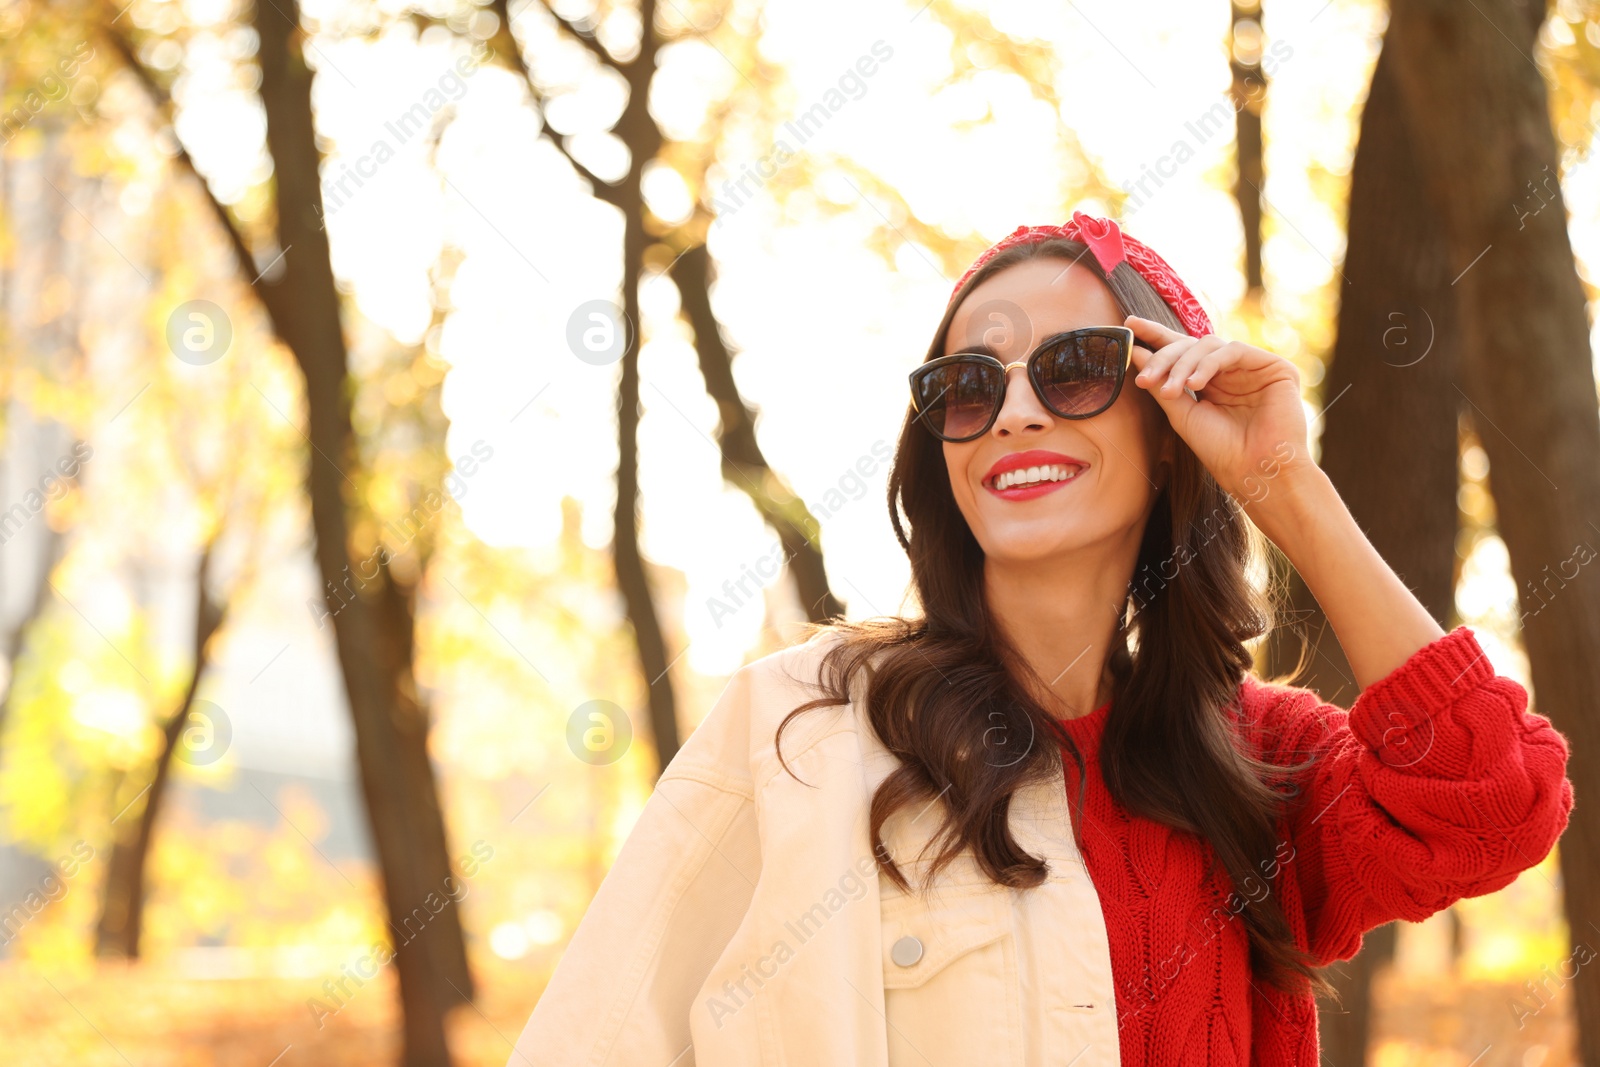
[909,325,1147,443]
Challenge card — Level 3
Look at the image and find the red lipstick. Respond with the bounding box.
[982,449,1089,501]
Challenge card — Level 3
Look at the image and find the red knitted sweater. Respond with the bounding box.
[1050,625,1574,1066]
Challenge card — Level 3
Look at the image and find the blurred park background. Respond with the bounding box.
[1,0,1599,1064]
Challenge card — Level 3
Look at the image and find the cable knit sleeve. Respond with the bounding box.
[1248,624,1574,967]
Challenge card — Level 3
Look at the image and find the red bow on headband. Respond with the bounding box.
[948,209,1214,338]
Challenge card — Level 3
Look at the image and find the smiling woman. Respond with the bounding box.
[507,209,1574,1067]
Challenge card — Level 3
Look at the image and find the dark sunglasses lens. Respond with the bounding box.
[1035,332,1126,417]
[913,359,1003,440]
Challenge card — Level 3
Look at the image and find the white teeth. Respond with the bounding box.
[994,463,1083,490]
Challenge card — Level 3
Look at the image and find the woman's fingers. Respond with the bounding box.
[1160,336,1228,396]
[1135,334,1222,396]
[1127,319,1288,402]
[1184,344,1227,392]
[1133,335,1197,386]
[1125,314,1186,351]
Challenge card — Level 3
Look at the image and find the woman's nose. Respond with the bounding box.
[992,365,1050,433]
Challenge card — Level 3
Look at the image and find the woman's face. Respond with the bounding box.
[941,257,1176,564]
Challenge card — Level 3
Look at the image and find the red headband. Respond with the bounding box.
[949,210,1214,338]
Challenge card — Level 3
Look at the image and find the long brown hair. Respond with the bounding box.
[775,237,1333,998]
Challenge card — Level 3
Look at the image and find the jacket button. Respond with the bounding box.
[890,935,924,967]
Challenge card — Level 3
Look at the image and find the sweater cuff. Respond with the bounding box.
[1347,625,1495,754]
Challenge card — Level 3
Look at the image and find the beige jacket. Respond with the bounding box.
[509,631,1122,1066]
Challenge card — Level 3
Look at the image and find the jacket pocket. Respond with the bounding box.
[879,883,1023,1065]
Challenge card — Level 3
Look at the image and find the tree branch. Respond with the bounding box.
[516,0,620,71]
[99,21,288,329]
[669,244,844,622]
[488,0,624,206]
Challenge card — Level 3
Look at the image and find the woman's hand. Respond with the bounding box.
[1125,315,1450,682]
[1125,314,1317,506]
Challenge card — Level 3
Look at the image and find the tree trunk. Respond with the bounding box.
[1260,18,1462,1064]
[105,11,475,1051]
[608,3,683,775]
[372,555,472,998]
[485,0,682,775]
[669,244,846,624]
[484,0,860,775]
[1230,1,1265,297]
[1383,2,1600,1062]
[614,207,681,771]
[95,545,224,958]
[251,3,465,1062]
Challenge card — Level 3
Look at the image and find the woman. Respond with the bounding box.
[508,210,1574,1067]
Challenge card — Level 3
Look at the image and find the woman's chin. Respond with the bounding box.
[975,522,1095,565]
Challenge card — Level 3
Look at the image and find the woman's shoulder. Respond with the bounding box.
[744,624,850,681]
[1224,670,1345,766]
[666,626,869,790]
[1233,670,1326,718]
[725,626,854,720]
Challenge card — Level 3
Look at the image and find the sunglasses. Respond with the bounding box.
[908,325,1151,443]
